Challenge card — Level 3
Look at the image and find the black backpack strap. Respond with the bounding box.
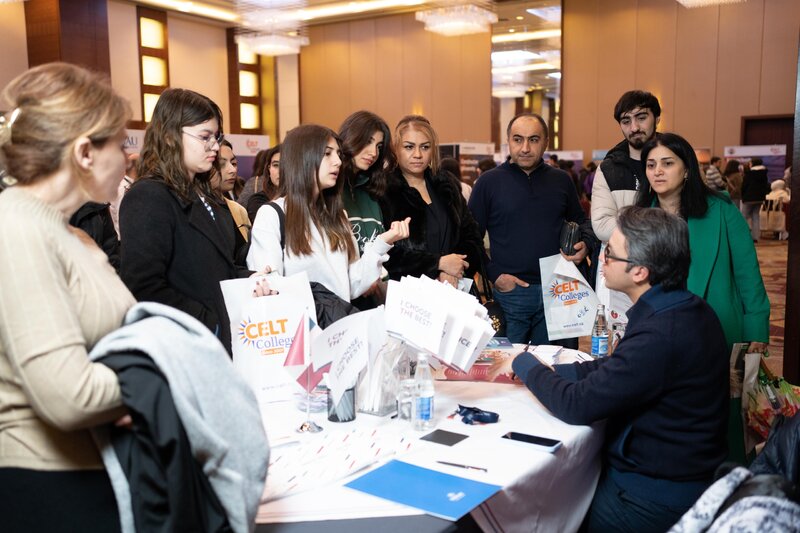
[267,201,285,253]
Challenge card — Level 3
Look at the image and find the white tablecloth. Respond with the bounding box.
[257,367,603,533]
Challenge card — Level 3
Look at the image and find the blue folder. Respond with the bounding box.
[345,459,502,521]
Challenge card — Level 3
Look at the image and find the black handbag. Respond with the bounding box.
[476,264,506,338]
[560,220,580,256]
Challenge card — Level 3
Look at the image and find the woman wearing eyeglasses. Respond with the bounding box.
[636,132,769,463]
[0,63,133,532]
[119,88,253,354]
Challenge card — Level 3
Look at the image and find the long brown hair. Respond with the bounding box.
[282,124,355,261]
[138,88,222,202]
[338,110,394,198]
[261,144,281,200]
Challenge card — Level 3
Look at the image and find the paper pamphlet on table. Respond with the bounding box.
[345,459,502,521]
[385,275,494,372]
[539,254,599,340]
[262,427,416,503]
[315,312,370,404]
[221,273,316,404]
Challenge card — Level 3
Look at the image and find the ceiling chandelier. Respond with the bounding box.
[236,33,310,56]
[415,4,498,37]
[675,0,747,7]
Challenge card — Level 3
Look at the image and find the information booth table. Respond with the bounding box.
[255,350,603,533]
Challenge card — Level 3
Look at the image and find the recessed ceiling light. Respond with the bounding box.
[492,29,562,44]
[508,28,515,33]
[515,15,524,20]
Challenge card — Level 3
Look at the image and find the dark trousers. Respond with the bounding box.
[584,471,690,533]
[0,467,121,532]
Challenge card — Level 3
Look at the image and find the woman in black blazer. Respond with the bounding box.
[379,115,485,286]
[119,88,253,354]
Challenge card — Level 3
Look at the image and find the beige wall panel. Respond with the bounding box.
[562,0,600,153]
[431,33,463,142]
[300,26,327,124]
[107,0,142,121]
[594,0,638,150]
[167,15,229,124]
[460,33,491,142]
[672,6,718,150]
[633,0,677,134]
[401,15,432,119]
[374,16,404,128]
[0,3,28,97]
[714,1,764,152]
[300,13,489,142]
[348,19,378,116]
[321,22,352,128]
[277,54,300,141]
[759,0,800,115]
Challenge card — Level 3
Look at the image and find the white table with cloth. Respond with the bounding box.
[255,351,604,533]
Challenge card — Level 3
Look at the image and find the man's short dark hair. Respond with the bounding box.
[548,154,558,162]
[616,206,690,291]
[613,90,662,122]
[711,156,721,165]
[477,158,497,173]
[506,113,549,139]
[751,157,763,166]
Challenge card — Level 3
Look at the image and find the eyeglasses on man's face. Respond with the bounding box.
[603,244,636,265]
[183,129,224,151]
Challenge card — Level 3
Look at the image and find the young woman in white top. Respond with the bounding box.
[247,124,409,302]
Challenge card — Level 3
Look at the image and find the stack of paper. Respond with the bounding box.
[384,276,496,372]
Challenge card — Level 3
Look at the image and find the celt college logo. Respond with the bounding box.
[548,279,591,306]
[238,317,294,355]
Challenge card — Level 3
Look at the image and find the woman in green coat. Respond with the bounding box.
[636,132,769,463]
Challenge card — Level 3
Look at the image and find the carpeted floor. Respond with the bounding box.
[755,238,788,377]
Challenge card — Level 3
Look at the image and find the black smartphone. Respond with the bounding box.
[502,431,562,452]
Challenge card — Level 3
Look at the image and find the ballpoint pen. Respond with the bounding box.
[436,460,488,473]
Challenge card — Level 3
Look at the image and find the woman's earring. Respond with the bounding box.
[684,172,688,182]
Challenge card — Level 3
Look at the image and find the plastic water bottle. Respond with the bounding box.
[412,352,435,430]
[591,304,609,357]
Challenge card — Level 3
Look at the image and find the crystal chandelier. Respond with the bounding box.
[676,0,747,7]
[415,4,498,37]
[236,33,309,56]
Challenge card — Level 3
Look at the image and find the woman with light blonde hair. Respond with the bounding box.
[0,62,133,531]
[379,115,485,286]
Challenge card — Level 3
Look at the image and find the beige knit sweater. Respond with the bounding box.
[0,187,135,471]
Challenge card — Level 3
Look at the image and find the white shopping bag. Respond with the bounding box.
[539,254,599,340]
[595,243,633,325]
[220,273,315,403]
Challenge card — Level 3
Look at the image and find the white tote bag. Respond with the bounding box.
[539,254,600,340]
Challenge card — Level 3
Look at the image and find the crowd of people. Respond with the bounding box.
[0,62,794,533]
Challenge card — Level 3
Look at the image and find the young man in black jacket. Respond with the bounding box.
[495,206,729,533]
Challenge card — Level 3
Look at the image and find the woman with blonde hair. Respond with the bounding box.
[379,115,485,286]
[0,63,133,531]
[247,124,409,302]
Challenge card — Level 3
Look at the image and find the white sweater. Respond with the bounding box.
[246,197,391,301]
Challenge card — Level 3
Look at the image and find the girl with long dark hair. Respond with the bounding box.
[247,124,409,302]
[120,88,256,353]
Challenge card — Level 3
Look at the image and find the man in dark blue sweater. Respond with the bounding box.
[468,113,596,345]
[496,206,729,532]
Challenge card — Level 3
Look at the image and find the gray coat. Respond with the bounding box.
[90,302,269,533]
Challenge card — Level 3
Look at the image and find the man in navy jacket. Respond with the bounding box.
[496,206,729,532]
[468,113,596,346]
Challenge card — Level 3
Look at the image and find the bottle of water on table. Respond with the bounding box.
[591,304,609,358]
[413,352,435,431]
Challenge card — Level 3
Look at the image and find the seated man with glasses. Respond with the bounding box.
[493,206,729,533]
